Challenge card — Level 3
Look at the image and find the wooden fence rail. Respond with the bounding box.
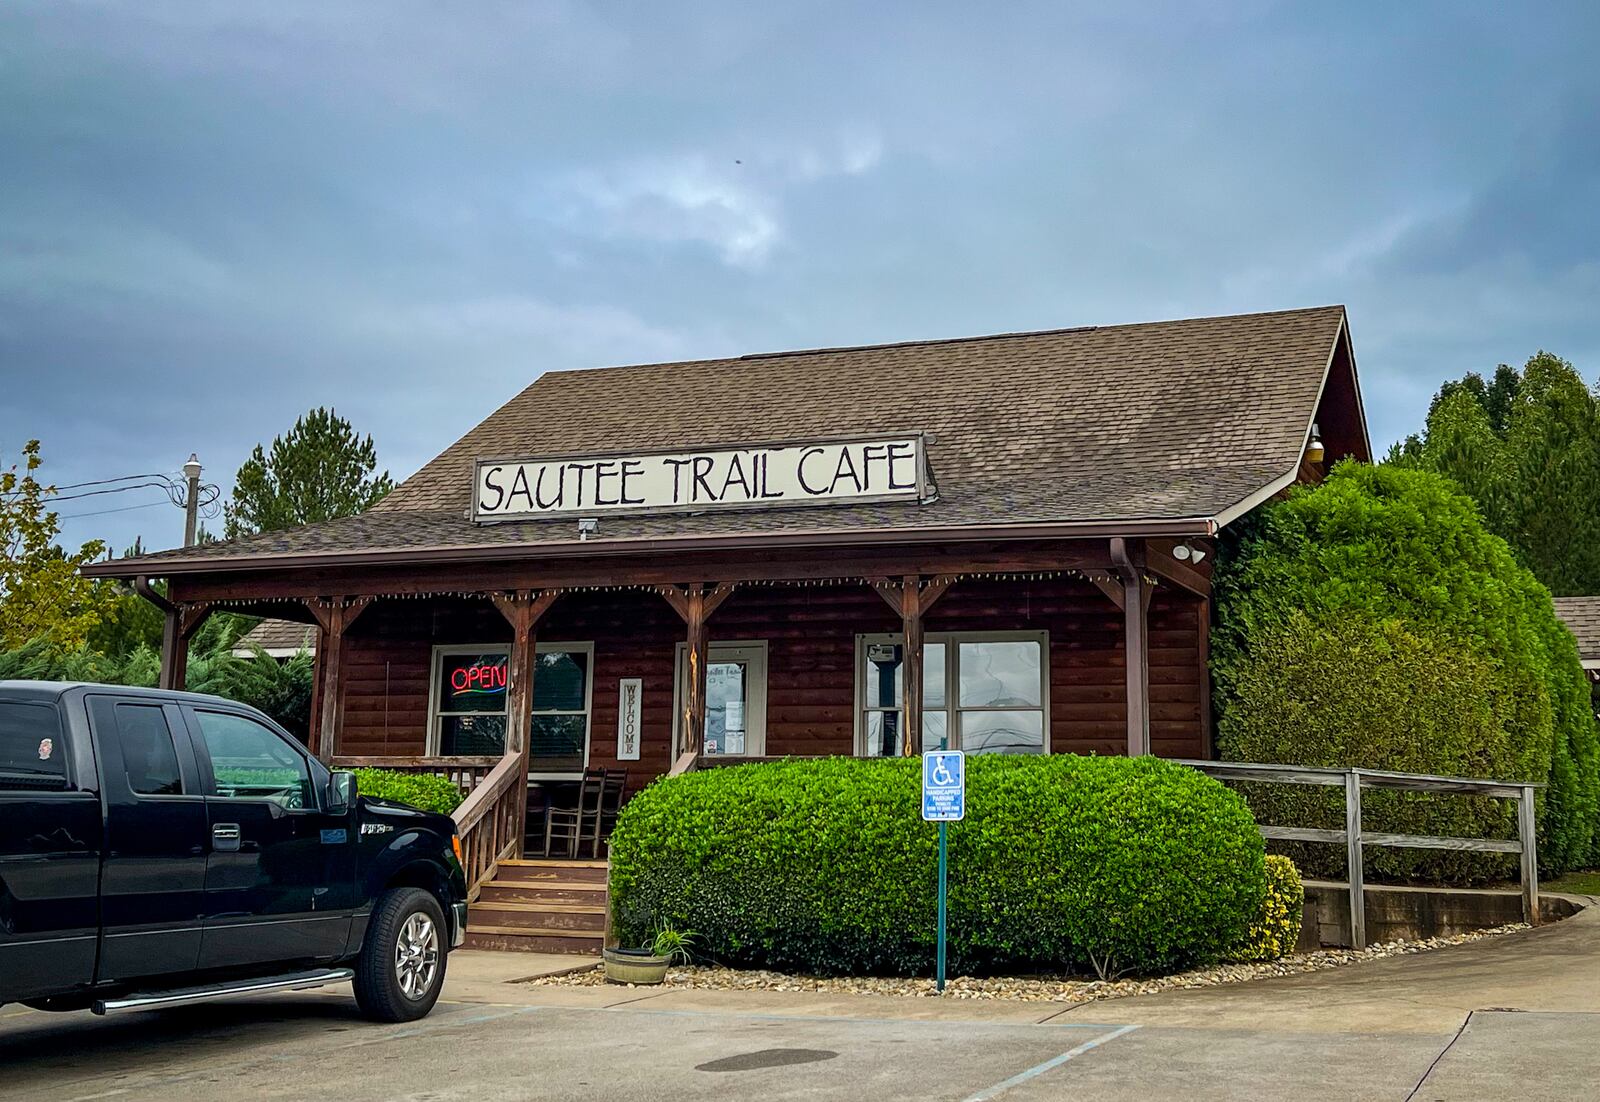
[1173,759,1541,949]
[332,756,501,795]
[445,752,526,900]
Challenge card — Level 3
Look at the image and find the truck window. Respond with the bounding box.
[0,701,68,790]
[115,704,184,796]
[193,711,312,810]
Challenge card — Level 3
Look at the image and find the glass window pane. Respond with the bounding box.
[923,643,947,708]
[960,710,1044,755]
[533,651,589,712]
[440,713,507,756]
[439,652,509,714]
[862,710,902,757]
[195,711,312,808]
[959,641,1042,708]
[863,642,902,708]
[705,661,748,756]
[922,710,949,752]
[529,714,586,771]
[0,702,66,786]
[116,704,182,795]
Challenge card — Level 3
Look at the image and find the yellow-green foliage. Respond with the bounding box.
[1229,855,1305,962]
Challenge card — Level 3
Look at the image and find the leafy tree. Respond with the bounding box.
[0,440,117,652]
[1396,352,1600,596]
[224,408,394,538]
[1212,462,1600,873]
[0,629,314,740]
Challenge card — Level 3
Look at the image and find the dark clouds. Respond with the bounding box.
[3,1,1598,554]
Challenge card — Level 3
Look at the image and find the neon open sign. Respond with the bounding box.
[450,661,508,697]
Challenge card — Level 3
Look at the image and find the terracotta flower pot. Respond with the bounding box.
[603,947,671,985]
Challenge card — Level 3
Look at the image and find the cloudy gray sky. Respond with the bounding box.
[4,1,1598,555]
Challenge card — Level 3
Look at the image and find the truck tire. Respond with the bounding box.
[353,886,448,1022]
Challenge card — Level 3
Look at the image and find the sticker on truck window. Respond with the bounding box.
[37,738,52,761]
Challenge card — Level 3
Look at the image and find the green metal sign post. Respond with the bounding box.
[937,819,949,992]
[922,747,965,995]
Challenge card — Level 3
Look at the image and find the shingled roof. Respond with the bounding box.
[87,305,1365,577]
[1554,597,1600,666]
[231,618,317,657]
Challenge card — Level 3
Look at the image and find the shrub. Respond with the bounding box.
[1228,855,1305,962]
[352,768,463,815]
[1220,613,1543,884]
[609,755,1266,979]
[1212,462,1599,874]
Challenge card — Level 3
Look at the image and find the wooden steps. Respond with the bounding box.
[462,859,607,955]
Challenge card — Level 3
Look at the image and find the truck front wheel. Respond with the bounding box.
[353,887,448,1022]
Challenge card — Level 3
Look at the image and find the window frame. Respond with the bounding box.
[425,642,596,779]
[852,630,1050,756]
[671,640,770,758]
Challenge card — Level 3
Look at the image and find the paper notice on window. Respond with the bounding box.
[724,700,744,733]
[723,730,745,755]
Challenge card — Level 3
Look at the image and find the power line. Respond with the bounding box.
[56,499,172,520]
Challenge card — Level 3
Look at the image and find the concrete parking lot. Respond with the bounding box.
[3,899,1597,1101]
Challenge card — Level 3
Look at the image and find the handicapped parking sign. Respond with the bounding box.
[922,750,965,822]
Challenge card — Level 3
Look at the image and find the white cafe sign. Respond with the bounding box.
[474,435,931,522]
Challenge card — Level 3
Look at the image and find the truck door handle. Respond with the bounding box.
[212,824,242,852]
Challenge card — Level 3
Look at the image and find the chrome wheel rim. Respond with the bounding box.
[395,912,439,1000]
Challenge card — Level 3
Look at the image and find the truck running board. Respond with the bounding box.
[91,968,355,1015]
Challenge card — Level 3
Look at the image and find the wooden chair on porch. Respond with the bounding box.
[542,769,604,859]
[583,769,628,859]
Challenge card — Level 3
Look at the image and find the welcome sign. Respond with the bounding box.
[474,435,931,521]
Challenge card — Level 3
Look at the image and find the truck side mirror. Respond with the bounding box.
[326,770,357,815]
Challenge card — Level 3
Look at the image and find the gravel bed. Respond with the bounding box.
[529,922,1531,1003]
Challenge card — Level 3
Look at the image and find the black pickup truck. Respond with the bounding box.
[0,681,468,1022]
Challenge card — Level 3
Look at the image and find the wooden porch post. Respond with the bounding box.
[158,605,210,691]
[1111,538,1151,757]
[869,575,957,756]
[490,590,559,859]
[660,583,736,769]
[304,596,373,765]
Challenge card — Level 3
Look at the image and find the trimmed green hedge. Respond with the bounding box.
[1212,462,1599,874]
[1228,855,1304,962]
[1221,613,1540,883]
[352,768,463,815]
[609,755,1267,978]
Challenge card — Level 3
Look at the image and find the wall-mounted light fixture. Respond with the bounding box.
[1173,542,1208,565]
[577,517,598,541]
[1305,422,1325,465]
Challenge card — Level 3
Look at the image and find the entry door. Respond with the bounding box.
[184,706,355,969]
[87,696,210,982]
[675,642,768,758]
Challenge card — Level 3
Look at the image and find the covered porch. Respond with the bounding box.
[142,535,1213,898]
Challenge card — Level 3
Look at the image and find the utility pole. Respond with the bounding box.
[182,454,202,547]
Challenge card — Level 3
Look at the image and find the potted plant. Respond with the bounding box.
[603,921,697,985]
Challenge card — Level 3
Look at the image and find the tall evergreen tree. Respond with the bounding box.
[1398,352,1600,596]
[224,408,394,538]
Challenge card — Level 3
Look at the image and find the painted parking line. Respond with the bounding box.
[961,1024,1141,1101]
[558,1002,1130,1032]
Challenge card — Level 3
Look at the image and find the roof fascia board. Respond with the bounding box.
[82,515,1219,579]
[1211,311,1359,531]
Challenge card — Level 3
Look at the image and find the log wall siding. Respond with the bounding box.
[332,577,1208,781]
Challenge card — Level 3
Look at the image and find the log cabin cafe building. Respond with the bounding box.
[87,305,1371,915]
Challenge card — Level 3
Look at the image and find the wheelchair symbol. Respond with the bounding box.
[930,758,956,787]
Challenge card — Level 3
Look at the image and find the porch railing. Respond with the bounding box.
[331,755,502,795]
[447,752,526,900]
[1175,759,1541,949]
